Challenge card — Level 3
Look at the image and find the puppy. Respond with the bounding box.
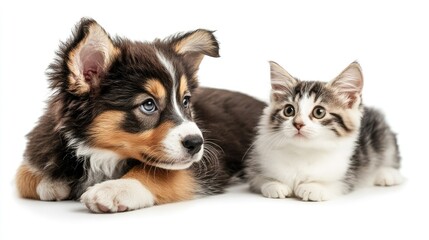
[15,18,265,213]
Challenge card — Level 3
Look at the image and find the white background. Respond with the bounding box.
[1,0,428,239]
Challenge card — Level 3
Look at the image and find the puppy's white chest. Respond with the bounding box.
[76,144,122,178]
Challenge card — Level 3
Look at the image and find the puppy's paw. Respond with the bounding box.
[36,178,70,201]
[261,181,292,199]
[295,182,338,202]
[80,179,155,213]
[374,167,404,186]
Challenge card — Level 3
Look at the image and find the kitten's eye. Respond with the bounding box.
[312,106,326,119]
[140,98,157,114]
[183,96,191,108]
[283,104,295,117]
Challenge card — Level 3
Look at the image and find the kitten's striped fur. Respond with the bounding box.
[246,61,403,201]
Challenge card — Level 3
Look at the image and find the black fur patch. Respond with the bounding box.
[330,113,351,133]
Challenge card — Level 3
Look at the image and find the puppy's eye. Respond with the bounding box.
[183,96,191,108]
[140,99,157,114]
[283,104,295,117]
[312,106,326,119]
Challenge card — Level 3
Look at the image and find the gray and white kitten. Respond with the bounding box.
[246,61,403,201]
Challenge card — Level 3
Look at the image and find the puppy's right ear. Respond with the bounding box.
[50,18,119,96]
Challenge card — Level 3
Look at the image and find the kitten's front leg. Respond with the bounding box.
[250,176,292,199]
[295,181,343,202]
[374,167,404,186]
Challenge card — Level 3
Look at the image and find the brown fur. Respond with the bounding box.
[123,165,195,204]
[144,79,167,101]
[16,164,42,199]
[89,110,175,161]
[179,75,188,98]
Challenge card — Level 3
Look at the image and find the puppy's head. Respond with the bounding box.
[49,18,219,170]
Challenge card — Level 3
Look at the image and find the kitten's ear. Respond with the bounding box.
[269,61,298,100]
[62,18,119,96]
[169,29,220,72]
[329,62,363,107]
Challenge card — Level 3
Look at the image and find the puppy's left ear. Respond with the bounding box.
[170,29,220,72]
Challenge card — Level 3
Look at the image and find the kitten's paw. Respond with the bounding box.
[80,179,155,213]
[374,167,404,186]
[295,183,337,202]
[36,178,70,201]
[261,182,292,199]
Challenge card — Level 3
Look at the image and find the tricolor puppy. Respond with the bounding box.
[15,18,265,213]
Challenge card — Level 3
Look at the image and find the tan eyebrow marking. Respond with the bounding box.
[144,79,166,100]
[179,75,188,98]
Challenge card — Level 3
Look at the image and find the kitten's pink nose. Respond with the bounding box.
[293,122,305,130]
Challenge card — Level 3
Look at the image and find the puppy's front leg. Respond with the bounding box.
[81,165,196,213]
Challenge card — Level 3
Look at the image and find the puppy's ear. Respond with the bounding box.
[169,29,220,72]
[56,18,119,96]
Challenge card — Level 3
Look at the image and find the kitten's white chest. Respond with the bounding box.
[259,140,354,188]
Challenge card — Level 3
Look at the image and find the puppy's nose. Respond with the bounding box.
[181,135,203,156]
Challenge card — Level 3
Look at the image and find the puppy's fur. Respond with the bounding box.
[15,18,265,213]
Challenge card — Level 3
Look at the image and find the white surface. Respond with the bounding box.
[0,0,428,239]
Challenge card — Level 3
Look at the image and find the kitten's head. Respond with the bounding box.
[266,61,364,145]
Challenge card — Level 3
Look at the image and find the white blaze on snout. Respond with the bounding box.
[155,50,203,169]
[155,50,185,119]
[161,121,204,170]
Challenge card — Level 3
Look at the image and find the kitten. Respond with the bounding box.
[246,61,404,201]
